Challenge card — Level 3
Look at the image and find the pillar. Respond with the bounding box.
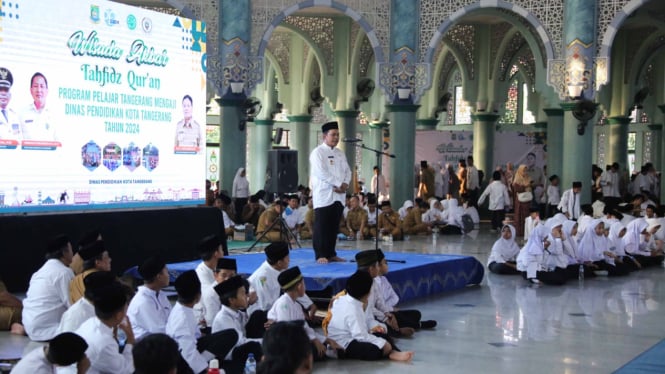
[544,108,564,180]
[386,104,419,206]
[365,121,389,187]
[471,113,499,183]
[335,110,359,170]
[659,105,665,199]
[606,116,631,171]
[247,119,274,192]
[288,115,312,186]
[648,124,662,174]
[216,99,247,193]
[561,102,593,204]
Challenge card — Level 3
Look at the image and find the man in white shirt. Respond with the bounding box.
[546,175,561,218]
[195,234,224,289]
[201,258,238,327]
[11,332,89,373]
[466,156,480,206]
[22,235,75,341]
[75,282,134,373]
[20,72,56,141]
[58,271,116,334]
[127,257,172,340]
[370,166,388,201]
[309,121,351,264]
[0,67,21,141]
[167,270,237,374]
[600,163,621,207]
[558,181,582,220]
[478,170,511,231]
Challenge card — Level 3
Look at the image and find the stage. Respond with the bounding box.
[125,248,485,302]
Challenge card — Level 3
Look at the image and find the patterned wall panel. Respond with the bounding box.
[267,31,292,84]
[283,16,335,76]
[443,25,476,80]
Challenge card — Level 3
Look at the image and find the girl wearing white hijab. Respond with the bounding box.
[623,218,664,267]
[398,200,413,220]
[487,224,521,274]
[577,219,630,276]
[423,198,445,226]
[440,198,464,235]
[516,218,567,285]
[232,167,250,221]
[608,222,641,271]
[561,220,584,278]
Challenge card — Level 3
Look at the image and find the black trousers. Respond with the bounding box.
[176,329,239,374]
[439,225,462,235]
[489,261,521,275]
[522,268,567,285]
[245,310,267,339]
[342,332,398,361]
[632,254,664,268]
[313,201,343,259]
[592,260,630,276]
[490,210,505,231]
[393,309,422,329]
[234,197,248,222]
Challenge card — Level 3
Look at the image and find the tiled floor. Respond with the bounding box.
[3,226,664,373]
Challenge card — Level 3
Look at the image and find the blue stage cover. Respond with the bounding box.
[125,248,484,302]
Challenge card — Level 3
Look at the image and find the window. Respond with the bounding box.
[499,65,535,125]
[446,70,471,125]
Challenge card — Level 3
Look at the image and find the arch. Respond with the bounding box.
[423,1,555,65]
[256,0,386,73]
[598,0,653,60]
[274,23,327,86]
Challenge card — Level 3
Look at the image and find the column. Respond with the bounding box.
[544,108,564,180]
[648,124,662,174]
[216,99,247,192]
[287,115,312,186]
[471,113,499,183]
[659,105,665,199]
[366,121,389,193]
[561,102,593,204]
[386,104,419,206]
[334,110,359,170]
[247,119,274,193]
[606,116,631,171]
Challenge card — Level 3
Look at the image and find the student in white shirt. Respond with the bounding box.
[478,171,511,231]
[132,333,180,374]
[624,218,664,267]
[127,257,172,340]
[375,250,436,329]
[247,242,315,337]
[11,332,89,374]
[22,234,75,341]
[201,258,239,328]
[524,207,541,241]
[58,271,116,334]
[578,219,631,276]
[211,275,263,371]
[75,282,135,373]
[282,194,305,234]
[166,270,238,374]
[324,270,413,362]
[546,175,561,218]
[268,266,343,361]
[608,221,642,271]
[516,218,568,285]
[487,224,521,275]
[195,234,225,289]
[558,181,582,220]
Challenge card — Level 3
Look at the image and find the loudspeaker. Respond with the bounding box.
[265,149,298,195]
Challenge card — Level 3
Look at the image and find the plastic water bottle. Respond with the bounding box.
[578,264,584,281]
[208,359,221,374]
[388,234,393,245]
[244,353,256,374]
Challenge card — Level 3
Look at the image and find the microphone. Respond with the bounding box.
[343,138,362,143]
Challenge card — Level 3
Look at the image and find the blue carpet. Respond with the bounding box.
[614,338,665,373]
[125,248,484,302]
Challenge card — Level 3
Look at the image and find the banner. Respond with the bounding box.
[0,0,207,213]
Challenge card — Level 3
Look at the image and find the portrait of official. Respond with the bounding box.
[0,67,21,141]
[81,141,101,171]
[21,72,56,141]
[174,94,201,150]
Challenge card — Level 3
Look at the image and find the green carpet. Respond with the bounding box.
[227,240,268,251]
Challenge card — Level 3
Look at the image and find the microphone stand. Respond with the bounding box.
[346,141,396,252]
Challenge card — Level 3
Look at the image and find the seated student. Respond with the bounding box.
[461,196,480,227]
[516,219,568,285]
[268,267,343,361]
[624,218,664,267]
[364,195,379,239]
[487,224,521,275]
[195,234,225,289]
[340,195,369,239]
[478,171,511,231]
[300,197,315,240]
[402,200,432,236]
[422,198,445,226]
[247,242,315,337]
[241,195,265,228]
[258,321,314,374]
[202,258,238,328]
[602,206,624,228]
[211,275,263,371]
[377,201,403,240]
[69,240,112,304]
[325,271,414,362]
[70,229,103,276]
[214,194,236,237]
[560,220,585,279]
[283,194,305,236]
[11,332,89,373]
[354,250,414,337]
[75,282,135,373]
[524,207,541,241]
[398,200,413,221]
[608,222,641,271]
[166,270,238,374]
[0,278,23,335]
[58,271,116,333]
[23,234,75,342]
[578,219,631,276]
[256,201,287,242]
[127,257,172,340]
[440,198,464,235]
[375,250,437,329]
[575,205,595,241]
[132,333,180,374]
[542,217,570,275]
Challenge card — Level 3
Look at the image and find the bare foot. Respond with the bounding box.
[389,351,414,362]
[399,327,415,337]
[329,256,347,262]
[10,323,25,335]
[317,257,329,264]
